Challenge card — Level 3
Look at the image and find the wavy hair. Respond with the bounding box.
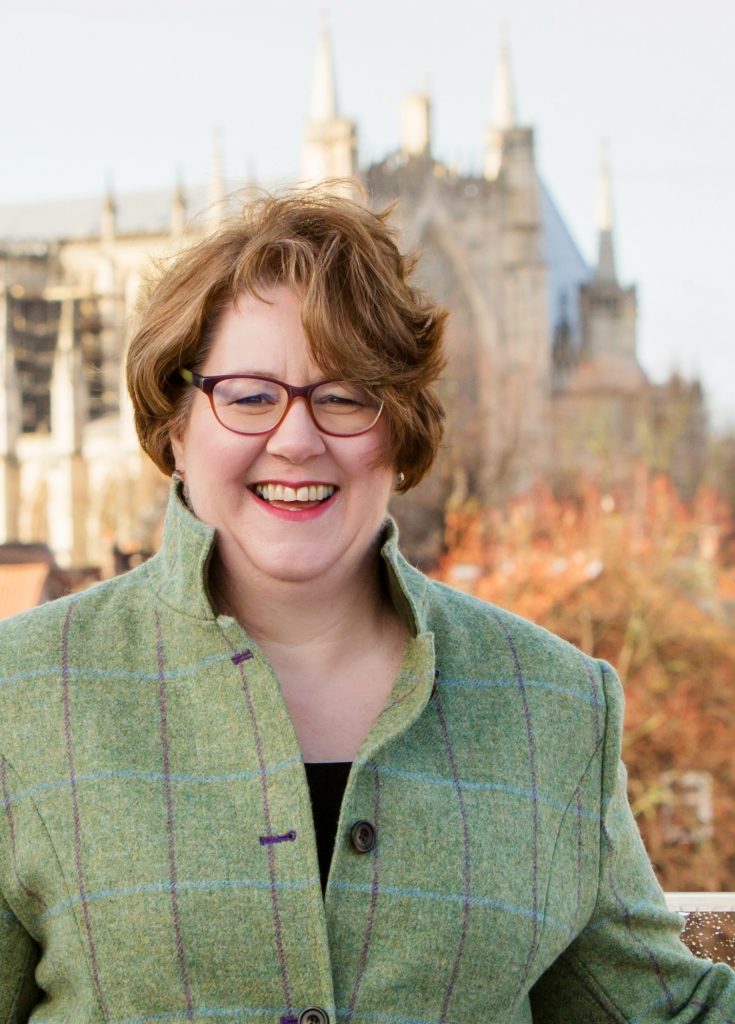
[126,184,447,492]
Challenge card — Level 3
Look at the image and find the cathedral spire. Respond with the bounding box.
[491,34,517,130]
[310,12,338,122]
[484,32,519,180]
[596,139,617,282]
[301,14,357,191]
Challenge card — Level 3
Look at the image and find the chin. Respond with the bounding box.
[255,553,340,585]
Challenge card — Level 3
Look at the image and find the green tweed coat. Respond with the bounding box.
[1,486,734,1024]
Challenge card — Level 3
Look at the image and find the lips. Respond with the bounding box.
[252,483,336,504]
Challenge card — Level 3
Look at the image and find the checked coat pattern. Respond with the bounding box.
[1,484,734,1024]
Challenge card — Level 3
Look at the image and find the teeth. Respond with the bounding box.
[255,483,335,504]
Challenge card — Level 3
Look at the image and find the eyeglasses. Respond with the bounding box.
[179,369,384,437]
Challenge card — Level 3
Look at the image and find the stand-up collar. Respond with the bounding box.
[145,481,431,638]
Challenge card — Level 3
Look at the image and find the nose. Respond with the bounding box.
[265,395,327,463]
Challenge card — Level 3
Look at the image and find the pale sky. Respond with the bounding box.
[2,0,733,429]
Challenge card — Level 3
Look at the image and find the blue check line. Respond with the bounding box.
[40,1006,291,1024]
[581,896,685,939]
[0,651,238,686]
[628,971,735,1024]
[115,1008,289,1024]
[39,1007,290,1024]
[329,881,575,938]
[441,676,604,706]
[5,757,301,807]
[0,909,17,923]
[373,765,601,821]
[38,875,320,925]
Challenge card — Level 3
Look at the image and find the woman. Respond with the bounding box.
[0,190,733,1024]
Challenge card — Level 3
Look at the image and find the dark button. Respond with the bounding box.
[350,819,377,853]
[298,1009,329,1024]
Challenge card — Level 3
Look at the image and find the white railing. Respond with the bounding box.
[665,893,735,912]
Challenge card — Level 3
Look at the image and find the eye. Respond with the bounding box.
[318,393,362,407]
[313,383,372,408]
[232,392,278,407]
[214,378,282,409]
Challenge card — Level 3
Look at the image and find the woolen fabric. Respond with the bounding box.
[1,484,734,1024]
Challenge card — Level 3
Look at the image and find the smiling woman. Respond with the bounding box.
[168,287,398,603]
[0,186,734,1024]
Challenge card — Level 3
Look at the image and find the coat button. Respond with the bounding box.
[298,1009,329,1024]
[350,819,377,853]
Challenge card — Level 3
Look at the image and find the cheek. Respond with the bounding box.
[349,439,395,499]
[361,419,395,472]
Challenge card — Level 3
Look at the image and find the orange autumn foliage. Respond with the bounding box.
[434,471,735,892]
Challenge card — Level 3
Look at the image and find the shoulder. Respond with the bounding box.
[0,560,153,666]
[422,573,607,700]
[0,561,158,765]
[418,575,615,792]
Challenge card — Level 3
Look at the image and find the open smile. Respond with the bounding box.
[249,481,339,519]
[253,483,336,504]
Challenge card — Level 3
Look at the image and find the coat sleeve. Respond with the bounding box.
[0,886,41,1024]
[530,661,735,1023]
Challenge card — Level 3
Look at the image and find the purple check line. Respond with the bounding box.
[61,598,110,1023]
[0,756,48,912]
[575,786,583,921]
[583,659,604,744]
[231,646,294,1016]
[345,763,382,1023]
[600,822,674,1012]
[155,609,194,1020]
[489,610,541,984]
[434,684,472,1024]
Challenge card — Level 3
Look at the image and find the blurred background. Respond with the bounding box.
[0,0,733,912]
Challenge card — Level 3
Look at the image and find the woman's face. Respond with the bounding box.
[170,286,395,590]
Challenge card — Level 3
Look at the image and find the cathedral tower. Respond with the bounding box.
[484,36,516,181]
[484,37,550,490]
[301,17,358,189]
[578,143,642,385]
[400,93,432,159]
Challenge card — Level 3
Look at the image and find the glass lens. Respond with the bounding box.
[212,377,287,432]
[310,382,382,435]
[209,377,383,435]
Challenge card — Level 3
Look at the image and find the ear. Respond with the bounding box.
[169,426,186,475]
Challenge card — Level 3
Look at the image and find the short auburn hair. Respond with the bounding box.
[126,185,447,492]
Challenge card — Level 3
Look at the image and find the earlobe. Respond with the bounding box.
[169,431,186,476]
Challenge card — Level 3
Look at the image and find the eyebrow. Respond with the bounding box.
[212,371,331,383]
